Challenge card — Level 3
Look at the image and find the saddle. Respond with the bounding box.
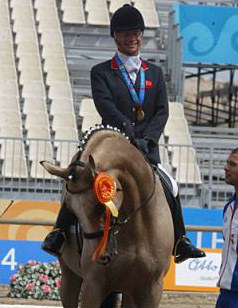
[153,166,175,211]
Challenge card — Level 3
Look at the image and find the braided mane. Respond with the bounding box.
[78,124,129,154]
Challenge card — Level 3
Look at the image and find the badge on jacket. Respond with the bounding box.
[146,80,153,88]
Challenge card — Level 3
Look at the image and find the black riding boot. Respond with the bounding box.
[156,168,206,263]
[41,203,76,257]
[169,194,206,263]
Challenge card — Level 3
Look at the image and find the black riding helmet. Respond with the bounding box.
[110,4,145,38]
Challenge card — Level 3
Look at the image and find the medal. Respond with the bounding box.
[137,110,145,121]
[136,104,145,121]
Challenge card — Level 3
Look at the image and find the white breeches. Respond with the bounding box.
[157,163,178,197]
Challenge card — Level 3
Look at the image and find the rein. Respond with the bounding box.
[115,166,156,226]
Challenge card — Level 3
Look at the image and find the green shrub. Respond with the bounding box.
[9,260,61,300]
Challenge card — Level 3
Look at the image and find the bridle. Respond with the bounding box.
[65,155,156,241]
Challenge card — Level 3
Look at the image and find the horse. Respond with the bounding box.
[41,126,174,308]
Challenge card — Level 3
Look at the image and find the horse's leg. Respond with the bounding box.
[80,280,103,308]
[81,281,118,307]
[60,259,82,308]
[132,279,163,308]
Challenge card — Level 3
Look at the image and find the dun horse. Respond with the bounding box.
[41,126,174,308]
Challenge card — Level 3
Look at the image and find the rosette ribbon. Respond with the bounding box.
[92,173,118,261]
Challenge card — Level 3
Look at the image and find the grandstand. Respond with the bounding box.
[0,0,237,209]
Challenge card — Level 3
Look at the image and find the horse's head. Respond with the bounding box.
[41,152,124,264]
[41,126,155,265]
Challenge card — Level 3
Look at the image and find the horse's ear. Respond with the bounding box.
[88,155,97,177]
[40,161,68,179]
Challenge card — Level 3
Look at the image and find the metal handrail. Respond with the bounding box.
[0,218,223,232]
[0,218,54,226]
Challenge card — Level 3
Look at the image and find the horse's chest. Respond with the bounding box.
[115,252,159,280]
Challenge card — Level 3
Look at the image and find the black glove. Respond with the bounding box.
[121,121,135,141]
[134,138,149,155]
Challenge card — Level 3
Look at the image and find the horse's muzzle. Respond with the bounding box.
[98,251,118,265]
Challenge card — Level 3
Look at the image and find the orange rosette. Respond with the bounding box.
[92,173,118,262]
[94,173,118,217]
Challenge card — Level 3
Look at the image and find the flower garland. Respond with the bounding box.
[9,260,61,300]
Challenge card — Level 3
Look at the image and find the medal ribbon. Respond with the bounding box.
[115,53,145,111]
[225,194,238,212]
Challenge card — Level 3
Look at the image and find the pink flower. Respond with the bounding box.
[41,284,51,293]
[39,274,48,282]
[10,274,17,282]
[55,277,61,288]
[28,260,37,266]
[26,284,35,291]
[54,261,60,266]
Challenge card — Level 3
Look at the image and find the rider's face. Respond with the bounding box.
[114,29,143,56]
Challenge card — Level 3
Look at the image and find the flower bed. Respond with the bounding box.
[9,260,61,300]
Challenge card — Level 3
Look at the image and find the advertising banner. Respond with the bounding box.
[0,240,56,284]
[164,249,221,292]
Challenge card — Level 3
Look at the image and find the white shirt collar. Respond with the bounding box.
[117,51,141,72]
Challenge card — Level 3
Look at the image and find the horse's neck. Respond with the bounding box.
[127,169,162,235]
[119,163,156,218]
[80,130,158,215]
[83,130,122,153]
